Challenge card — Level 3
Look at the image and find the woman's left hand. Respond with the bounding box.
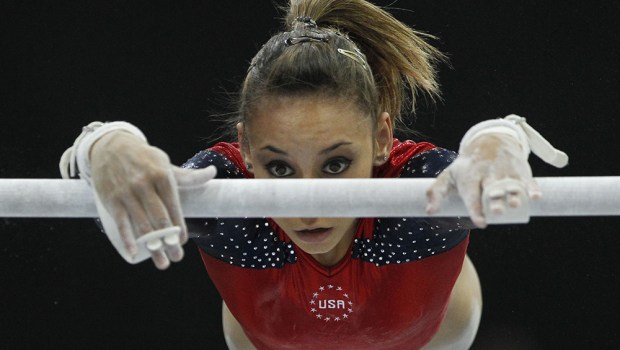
[425,134,541,228]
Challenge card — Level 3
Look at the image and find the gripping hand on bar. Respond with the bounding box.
[60,123,216,269]
[427,115,568,228]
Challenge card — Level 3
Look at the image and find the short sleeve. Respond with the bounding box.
[182,149,245,179]
[351,148,473,266]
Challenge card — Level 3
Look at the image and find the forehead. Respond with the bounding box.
[248,95,373,145]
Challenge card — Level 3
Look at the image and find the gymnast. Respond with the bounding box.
[60,0,566,348]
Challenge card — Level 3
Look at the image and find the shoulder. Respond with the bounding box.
[400,147,458,178]
[182,142,252,179]
[354,217,469,267]
[375,139,458,179]
[191,218,297,269]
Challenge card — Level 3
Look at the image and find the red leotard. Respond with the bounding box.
[183,140,472,349]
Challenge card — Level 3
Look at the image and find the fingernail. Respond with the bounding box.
[157,261,170,270]
[169,248,184,262]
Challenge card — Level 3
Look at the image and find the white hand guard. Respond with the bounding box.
[427,114,568,227]
[60,121,147,183]
[60,121,217,265]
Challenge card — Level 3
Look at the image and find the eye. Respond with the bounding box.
[266,161,294,177]
[322,158,352,175]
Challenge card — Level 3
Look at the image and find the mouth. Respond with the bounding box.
[294,227,333,243]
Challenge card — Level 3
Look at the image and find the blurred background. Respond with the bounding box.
[1,1,618,348]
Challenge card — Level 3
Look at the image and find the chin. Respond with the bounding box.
[294,241,334,255]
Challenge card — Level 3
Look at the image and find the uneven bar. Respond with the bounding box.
[0,177,618,218]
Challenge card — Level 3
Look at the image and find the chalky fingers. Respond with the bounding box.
[505,183,524,208]
[157,167,189,244]
[136,227,183,270]
[137,181,185,265]
[486,186,507,214]
[126,181,184,269]
[163,233,184,262]
[109,203,138,257]
[425,169,454,215]
[146,238,169,270]
[456,177,487,229]
[481,178,531,224]
[121,193,167,268]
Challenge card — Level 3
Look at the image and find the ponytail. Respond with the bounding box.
[238,0,445,132]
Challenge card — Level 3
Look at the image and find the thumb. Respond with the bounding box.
[426,169,454,215]
[526,178,542,200]
[173,165,217,188]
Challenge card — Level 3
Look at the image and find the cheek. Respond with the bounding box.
[249,165,268,178]
[351,151,376,178]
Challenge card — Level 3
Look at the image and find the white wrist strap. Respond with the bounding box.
[460,114,568,168]
[59,121,147,184]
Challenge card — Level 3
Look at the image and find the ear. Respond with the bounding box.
[236,122,254,173]
[373,112,393,166]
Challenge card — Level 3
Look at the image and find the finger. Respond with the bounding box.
[134,178,174,231]
[109,203,138,257]
[134,227,182,268]
[506,194,522,208]
[173,165,217,188]
[147,239,170,270]
[487,187,506,214]
[121,193,154,236]
[128,177,178,248]
[458,180,487,229]
[157,168,188,244]
[426,170,454,214]
[489,197,506,214]
[164,233,184,262]
[526,179,543,200]
[505,183,524,208]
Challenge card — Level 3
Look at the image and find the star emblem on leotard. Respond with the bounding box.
[307,285,354,323]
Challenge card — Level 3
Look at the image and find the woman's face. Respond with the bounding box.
[238,94,392,266]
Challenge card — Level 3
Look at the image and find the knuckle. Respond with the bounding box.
[149,167,170,182]
[156,218,172,229]
[130,167,167,186]
[122,235,134,246]
[136,221,152,234]
[128,174,151,191]
[149,146,170,161]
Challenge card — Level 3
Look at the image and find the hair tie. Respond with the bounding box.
[285,33,329,46]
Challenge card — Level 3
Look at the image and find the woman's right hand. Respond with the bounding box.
[90,131,216,269]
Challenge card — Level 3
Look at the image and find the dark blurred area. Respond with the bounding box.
[1,1,618,349]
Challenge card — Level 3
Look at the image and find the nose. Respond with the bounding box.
[300,217,318,226]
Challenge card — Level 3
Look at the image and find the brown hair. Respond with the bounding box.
[236,0,445,134]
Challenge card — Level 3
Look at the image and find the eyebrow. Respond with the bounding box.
[260,142,353,156]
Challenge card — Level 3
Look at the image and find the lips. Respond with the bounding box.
[297,228,331,234]
[295,227,333,243]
